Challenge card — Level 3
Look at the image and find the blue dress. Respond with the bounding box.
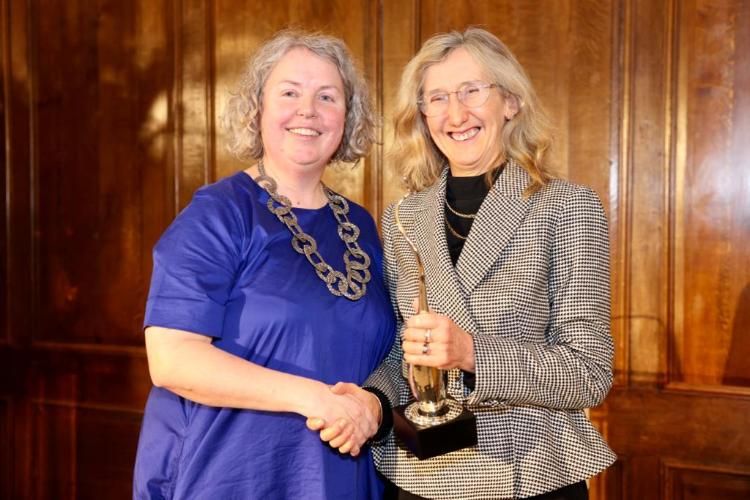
[133,171,396,499]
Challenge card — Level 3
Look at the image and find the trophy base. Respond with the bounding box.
[393,398,477,460]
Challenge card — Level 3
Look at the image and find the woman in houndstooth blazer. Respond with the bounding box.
[313,27,616,499]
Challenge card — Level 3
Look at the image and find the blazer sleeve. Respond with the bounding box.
[467,185,614,410]
[364,203,410,409]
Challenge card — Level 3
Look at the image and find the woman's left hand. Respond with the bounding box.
[402,312,475,372]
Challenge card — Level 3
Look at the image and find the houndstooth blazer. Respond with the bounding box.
[365,160,617,499]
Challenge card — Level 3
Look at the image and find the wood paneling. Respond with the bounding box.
[0,0,7,347]
[3,1,171,498]
[663,461,750,499]
[671,0,750,389]
[0,399,8,500]
[618,0,674,387]
[596,388,750,467]
[3,0,750,498]
[31,0,174,347]
[32,403,142,500]
[381,0,419,207]
[596,0,750,495]
[4,0,33,352]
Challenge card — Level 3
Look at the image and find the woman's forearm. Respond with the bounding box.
[145,326,325,416]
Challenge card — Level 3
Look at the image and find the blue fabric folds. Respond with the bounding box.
[133,172,396,500]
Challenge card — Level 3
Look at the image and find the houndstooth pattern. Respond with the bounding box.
[365,159,617,499]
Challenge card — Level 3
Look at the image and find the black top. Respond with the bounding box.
[445,166,503,265]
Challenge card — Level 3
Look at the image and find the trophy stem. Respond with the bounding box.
[391,195,478,459]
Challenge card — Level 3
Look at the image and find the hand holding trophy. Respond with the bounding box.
[392,197,477,459]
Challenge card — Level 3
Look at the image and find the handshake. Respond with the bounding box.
[305,382,382,457]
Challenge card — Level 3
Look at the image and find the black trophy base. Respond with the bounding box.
[392,400,477,460]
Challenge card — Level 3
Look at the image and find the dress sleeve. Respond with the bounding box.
[144,187,243,338]
[467,186,614,410]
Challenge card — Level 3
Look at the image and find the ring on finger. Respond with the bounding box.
[422,342,430,355]
[424,329,432,344]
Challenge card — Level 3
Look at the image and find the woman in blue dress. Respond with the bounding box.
[132,30,396,499]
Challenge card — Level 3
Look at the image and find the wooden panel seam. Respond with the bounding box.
[204,0,215,184]
[31,399,145,415]
[26,0,40,346]
[666,0,683,388]
[27,340,146,355]
[662,458,750,498]
[364,0,383,219]
[663,381,750,398]
[614,0,634,386]
[172,0,184,217]
[0,0,9,346]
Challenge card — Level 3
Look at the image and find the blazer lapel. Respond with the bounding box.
[410,171,478,336]
[455,160,532,295]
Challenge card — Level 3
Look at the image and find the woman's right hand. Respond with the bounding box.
[306,382,381,456]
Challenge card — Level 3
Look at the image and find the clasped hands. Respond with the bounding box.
[306,311,474,456]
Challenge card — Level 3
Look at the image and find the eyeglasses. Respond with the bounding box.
[418,82,500,117]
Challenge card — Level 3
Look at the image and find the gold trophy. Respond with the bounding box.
[392,197,477,459]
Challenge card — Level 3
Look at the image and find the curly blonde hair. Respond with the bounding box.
[222,29,377,164]
[391,27,555,194]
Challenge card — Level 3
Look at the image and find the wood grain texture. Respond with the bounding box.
[30,0,174,346]
[4,1,34,496]
[663,460,750,499]
[32,403,142,500]
[618,0,673,387]
[0,0,7,347]
[671,0,750,389]
[0,398,8,500]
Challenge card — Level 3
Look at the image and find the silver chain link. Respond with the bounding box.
[255,161,371,301]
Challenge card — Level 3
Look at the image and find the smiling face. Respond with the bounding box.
[421,47,518,176]
[260,47,346,178]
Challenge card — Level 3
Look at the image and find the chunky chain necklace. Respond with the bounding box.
[254,160,371,300]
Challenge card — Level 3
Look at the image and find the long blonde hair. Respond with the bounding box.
[391,27,555,194]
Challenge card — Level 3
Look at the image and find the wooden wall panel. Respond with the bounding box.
[602,388,750,468]
[32,404,75,499]
[3,1,173,498]
[0,0,6,347]
[4,0,33,351]
[0,399,8,500]
[32,403,140,500]
[75,406,142,500]
[4,1,34,496]
[663,461,750,499]
[671,0,750,389]
[618,0,673,387]
[31,0,174,347]
[173,0,213,211]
